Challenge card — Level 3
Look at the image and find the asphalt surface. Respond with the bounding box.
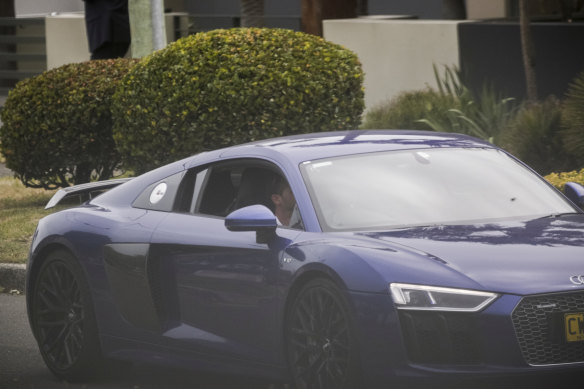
[2,292,584,389]
[0,294,288,389]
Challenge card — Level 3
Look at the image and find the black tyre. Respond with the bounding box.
[286,278,361,389]
[30,249,104,381]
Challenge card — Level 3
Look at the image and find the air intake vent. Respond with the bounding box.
[512,292,584,365]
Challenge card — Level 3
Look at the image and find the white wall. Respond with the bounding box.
[45,14,90,68]
[466,0,507,19]
[323,18,461,112]
[16,0,83,17]
[45,12,190,69]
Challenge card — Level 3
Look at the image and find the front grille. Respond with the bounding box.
[512,291,584,365]
[399,311,481,364]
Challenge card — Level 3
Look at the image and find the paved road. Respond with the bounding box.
[3,293,584,389]
[0,294,287,389]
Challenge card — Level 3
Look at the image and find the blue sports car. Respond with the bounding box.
[26,130,584,388]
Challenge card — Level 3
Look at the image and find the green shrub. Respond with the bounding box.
[113,28,365,173]
[499,97,576,175]
[362,65,517,142]
[420,65,517,141]
[0,59,138,189]
[361,89,458,131]
[561,70,584,164]
[545,168,584,190]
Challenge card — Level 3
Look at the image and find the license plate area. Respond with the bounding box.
[565,313,584,342]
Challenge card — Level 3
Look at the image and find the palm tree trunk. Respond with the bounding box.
[241,0,264,27]
[301,0,357,36]
[519,0,538,102]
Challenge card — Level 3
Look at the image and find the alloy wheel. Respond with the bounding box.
[33,259,85,370]
[287,280,358,389]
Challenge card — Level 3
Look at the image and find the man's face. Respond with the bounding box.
[279,186,296,211]
[273,186,295,212]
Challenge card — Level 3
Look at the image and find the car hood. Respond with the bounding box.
[354,214,584,296]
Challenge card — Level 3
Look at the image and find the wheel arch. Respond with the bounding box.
[284,269,339,318]
[281,265,355,346]
[26,242,77,312]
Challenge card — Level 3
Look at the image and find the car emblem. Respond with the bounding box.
[570,275,584,285]
[536,303,557,309]
[149,182,168,204]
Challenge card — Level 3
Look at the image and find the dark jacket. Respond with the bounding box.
[83,0,130,52]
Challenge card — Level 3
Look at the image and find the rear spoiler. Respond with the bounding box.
[45,177,133,209]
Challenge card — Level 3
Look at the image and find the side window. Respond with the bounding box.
[197,166,237,216]
[175,160,304,230]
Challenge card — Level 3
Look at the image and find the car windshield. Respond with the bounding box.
[301,148,576,231]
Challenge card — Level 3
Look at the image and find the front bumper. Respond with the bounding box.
[348,290,584,387]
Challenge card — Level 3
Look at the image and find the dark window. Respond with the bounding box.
[172,159,304,229]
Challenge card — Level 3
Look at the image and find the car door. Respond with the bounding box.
[149,159,302,364]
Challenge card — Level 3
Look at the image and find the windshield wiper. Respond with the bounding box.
[532,212,582,221]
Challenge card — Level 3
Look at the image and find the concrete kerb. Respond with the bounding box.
[0,263,26,293]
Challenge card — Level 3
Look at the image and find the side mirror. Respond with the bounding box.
[564,182,584,208]
[225,205,277,243]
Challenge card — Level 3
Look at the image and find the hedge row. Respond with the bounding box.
[0,59,138,188]
[113,28,364,173]
[0,28,365,187]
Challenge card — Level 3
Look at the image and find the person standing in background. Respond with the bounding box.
[83,0,131,59]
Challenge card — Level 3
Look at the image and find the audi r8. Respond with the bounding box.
[26,130,584,388]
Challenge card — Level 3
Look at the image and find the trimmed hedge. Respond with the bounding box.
[0,59,138,189]
[113,28,364,173]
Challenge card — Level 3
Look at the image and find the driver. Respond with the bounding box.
[270,176,302,228]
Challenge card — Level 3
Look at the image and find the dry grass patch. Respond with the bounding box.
[0,177,56,264]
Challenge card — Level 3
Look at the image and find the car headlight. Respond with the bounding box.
[390,283,497,312]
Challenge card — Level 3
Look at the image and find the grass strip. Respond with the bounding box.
[0,177,56,264]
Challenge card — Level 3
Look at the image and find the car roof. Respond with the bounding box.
[215,130,494,166]
[91,130,494,210]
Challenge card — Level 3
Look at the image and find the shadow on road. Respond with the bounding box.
[2,362,288,389]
